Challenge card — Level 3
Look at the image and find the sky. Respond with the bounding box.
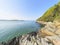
[0,0,59,20]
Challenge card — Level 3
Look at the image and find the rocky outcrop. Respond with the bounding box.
[38,21,60,44]
[1,21,60,45]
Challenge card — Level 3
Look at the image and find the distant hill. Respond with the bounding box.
[0,20,24,21]
[37,2,60,22]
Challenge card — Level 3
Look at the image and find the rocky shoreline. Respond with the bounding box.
[1,21,60,45]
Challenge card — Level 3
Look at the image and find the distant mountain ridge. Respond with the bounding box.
[37,2,60,22]
[0,20,24,21]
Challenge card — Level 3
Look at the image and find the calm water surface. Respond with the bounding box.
[0,21,40,42]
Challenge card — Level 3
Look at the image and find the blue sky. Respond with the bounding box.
[0,0,59,20]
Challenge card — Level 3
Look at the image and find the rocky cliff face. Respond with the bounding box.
[1,21,60,45]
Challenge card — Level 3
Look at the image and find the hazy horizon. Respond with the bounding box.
[0,0,59,20]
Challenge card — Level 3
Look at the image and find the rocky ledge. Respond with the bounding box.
[1,21,60,45]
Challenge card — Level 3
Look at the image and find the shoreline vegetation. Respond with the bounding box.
[1,2,60,45]
[37,2,60,22]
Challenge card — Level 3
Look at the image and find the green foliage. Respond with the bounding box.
[37,2,60,22]
[54,16,60,22]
